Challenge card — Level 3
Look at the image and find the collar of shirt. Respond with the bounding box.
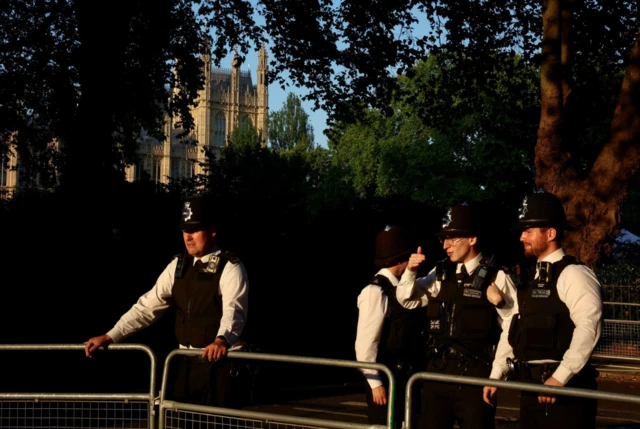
[539,247,565,263]
[192,246,222,265]
[458,253,482,276]
[535,248,565,278]
[376,268,399,286]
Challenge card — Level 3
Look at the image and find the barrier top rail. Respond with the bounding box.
[0,344,156,405]
[405,371,640,429]
[0,343,157,428]
[159,348,395,429]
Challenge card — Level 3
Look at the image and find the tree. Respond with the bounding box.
[533,0,640,266]
[3,0,638,265]
[329,53,539,208]
[259,0,640,266]
[228,119,263,151]
[0,0,259,234]
[268,92,315,152]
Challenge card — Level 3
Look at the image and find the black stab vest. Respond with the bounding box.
[172,252,235,348]
[509,256,582,361]
[371,274,429,367]
[426,259,500,350]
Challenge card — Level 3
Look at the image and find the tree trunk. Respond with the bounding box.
[560,0,575,106]
[536,0,640,267]
[567,29,640,266]
[61,1,130,236]
[536,0,575,189]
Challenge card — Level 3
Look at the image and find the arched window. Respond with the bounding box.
[187,160,196,178]
[152,158,162,183]
[240,115,251,130]
[135,159,149,182]
[171,160,180,179]
[0,159,7,187]
[214,112,226,146]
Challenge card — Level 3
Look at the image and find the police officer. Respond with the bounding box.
[396,204,518,429]
[84,196,249,408]
[484,192,603,429]
[355,225,427,428]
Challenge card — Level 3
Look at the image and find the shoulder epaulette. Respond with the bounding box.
[370,274,394,295]
[220,251,240,264]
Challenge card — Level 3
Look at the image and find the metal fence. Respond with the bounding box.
[404,371,640,429]
[0,344,157,429]
[594,284,640,359]
[158,349,394,429]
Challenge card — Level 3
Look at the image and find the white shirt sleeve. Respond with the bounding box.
[107,257,177,343]
[395,268,438,309]
[216,259,249,346]
[490,270,519,379]
[552,264,603,384]
[355,285,388,389]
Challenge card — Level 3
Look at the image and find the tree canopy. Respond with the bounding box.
[2,0,640,264]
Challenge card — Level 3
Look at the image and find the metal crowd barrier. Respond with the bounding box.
[404,371,640,429]
[593,319,640,358]
[0,344,157,429]
[159,348,395,429]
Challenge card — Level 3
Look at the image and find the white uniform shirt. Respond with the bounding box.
[525,248,603,385]
[395,253,519,380]
[355,268,398,389]
[106,247,249,349]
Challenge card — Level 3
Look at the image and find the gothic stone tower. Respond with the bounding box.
[125,45,269,184]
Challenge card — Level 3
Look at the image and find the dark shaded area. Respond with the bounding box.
[0,182,524,402]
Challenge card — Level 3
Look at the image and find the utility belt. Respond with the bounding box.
[430,342,493,366]
[506,358,559,383]
[427,342,494,377]
[507,358,599,384]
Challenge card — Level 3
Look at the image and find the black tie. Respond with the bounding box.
[194,259,205,271]
[456,264,468,281]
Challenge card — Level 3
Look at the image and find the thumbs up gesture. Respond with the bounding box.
[408,246,426,272]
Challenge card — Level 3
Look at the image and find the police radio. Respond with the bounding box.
[470,254,498,290]
[175,251,189,279]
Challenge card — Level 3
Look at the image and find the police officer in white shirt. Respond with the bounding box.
[355,225,427,429]
[396,203,518,429]
[483,192,602,429]
[84,196,249,408]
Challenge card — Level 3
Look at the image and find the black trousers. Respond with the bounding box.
[171,356,241,408]
[419,359,495,429]
[519,372,598,429]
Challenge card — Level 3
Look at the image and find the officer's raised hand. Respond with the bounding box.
[407,246,426,272]
[203,335,230,362]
